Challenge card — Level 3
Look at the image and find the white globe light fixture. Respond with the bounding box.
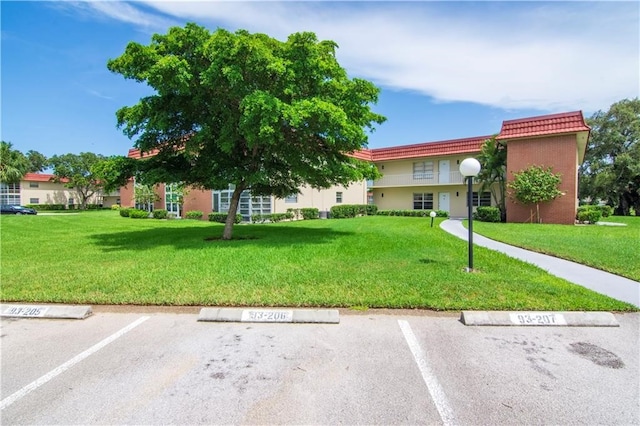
[429,210,437,227]
[459,158,481,271]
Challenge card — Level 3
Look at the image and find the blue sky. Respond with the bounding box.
[2,1,638,159]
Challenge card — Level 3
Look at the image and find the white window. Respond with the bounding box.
[413,161,434,180]
[413,193,433,210]
[285,194,298,203]
[29,182,39,188]
[336,192,343,203]
[29,198,39,204]
[0,182,20,205]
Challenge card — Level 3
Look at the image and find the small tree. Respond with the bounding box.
[133,183,159,212]
[49,152,107,209]
[508,165,563,223]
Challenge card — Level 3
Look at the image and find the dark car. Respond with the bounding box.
[0,205,38,215]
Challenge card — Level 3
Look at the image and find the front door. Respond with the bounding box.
[439,192,450,212]
[439,160,450,184]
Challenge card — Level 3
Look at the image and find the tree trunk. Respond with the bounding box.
[536,203,540,223]
[222,185,245,240]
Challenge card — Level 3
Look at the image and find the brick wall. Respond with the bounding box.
[506,134,578,224]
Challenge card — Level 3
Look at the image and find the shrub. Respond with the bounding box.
[301,208,319,220]
[186,210,203,220]
[578,204,612,219]
[26,204,66,211]
[474,206,501,222]
[252,213,294,223]
[129,208,150,219]
[576,208,602,224]
[208,212,242,224]
[111,204,121,210]
[85,204,102,210]
[376,209,446,218]
[152,209,168,219]
[330,204,374,219]
[119,208,131,217]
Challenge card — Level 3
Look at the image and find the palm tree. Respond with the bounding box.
[0,141,31,184]
[477,136,507,221]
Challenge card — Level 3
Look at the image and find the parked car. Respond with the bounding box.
[0,205,38,215]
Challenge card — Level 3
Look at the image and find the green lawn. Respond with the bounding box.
[0,211,635,311]
[473,216,640,282]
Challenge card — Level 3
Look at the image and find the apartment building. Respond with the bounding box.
[0,173,119,208]
[117,110,589,224]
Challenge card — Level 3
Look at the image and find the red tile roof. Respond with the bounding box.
[23,173,64,182]
[496,111,589,140]
[128,148,161,159]
[365,135,492,162]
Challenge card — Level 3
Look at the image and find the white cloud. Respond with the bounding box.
[79,1,640,112]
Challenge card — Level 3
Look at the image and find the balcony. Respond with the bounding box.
[370,172,471,188]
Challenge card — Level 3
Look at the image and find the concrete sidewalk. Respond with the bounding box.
[440,219,640,308]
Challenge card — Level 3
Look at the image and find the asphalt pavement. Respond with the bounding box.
[440,219,640,308]
[1,310,639,425]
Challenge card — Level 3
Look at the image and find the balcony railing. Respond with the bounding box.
[371,171,472,187]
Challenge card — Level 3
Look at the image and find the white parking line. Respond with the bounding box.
[0,316,150,411]
[398,319,456,426]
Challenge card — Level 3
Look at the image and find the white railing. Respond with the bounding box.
[371,171,468,187]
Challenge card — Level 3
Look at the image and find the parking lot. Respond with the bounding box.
[1,309,638,425]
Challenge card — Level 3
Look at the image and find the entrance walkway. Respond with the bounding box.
[440,219,640,308]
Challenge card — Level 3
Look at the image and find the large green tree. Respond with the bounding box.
[508,165,563,223]
[476,136,507,222]
[108,24,385,239]
[0,141,47,184]
[580,98,640,215]
[49,152,108,209]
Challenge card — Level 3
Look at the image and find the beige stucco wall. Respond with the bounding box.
[272,181,368,214]
[20,181,102,206]
[371,182,492,218]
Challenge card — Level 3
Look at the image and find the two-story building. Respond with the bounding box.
[11,110,579,223]
[0,173,119,208]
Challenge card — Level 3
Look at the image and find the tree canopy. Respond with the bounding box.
[0,141,47,184]
[108,24,385,239]
[49,152,109,209]
[580,98,640,215]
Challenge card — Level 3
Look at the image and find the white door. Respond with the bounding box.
[439,192,450,212]
[439,160,450,183]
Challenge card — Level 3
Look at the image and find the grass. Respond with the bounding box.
[472,216,640,282]
[0,211,635,311]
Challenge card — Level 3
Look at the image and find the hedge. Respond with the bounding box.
[251,212,294,223]
[152,209,168,219]
[577,205,612,219]
[376,209,449,218]
[185,210,203,220]
[26,204,66,211]
[208,212,242,224]
[301,207,320,220]
[576,206,602,224]
[474,206,501,222]
[330,204,378,219]
[129,208,150,219]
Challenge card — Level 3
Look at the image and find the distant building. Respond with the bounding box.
[0,173,119,208]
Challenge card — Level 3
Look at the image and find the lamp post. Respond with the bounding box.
[459,158,481,272]
[429,210,436,227]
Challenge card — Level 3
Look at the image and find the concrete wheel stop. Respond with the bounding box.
[460,310,619,327]
[198,307,339,324]
[1,303,92,320]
